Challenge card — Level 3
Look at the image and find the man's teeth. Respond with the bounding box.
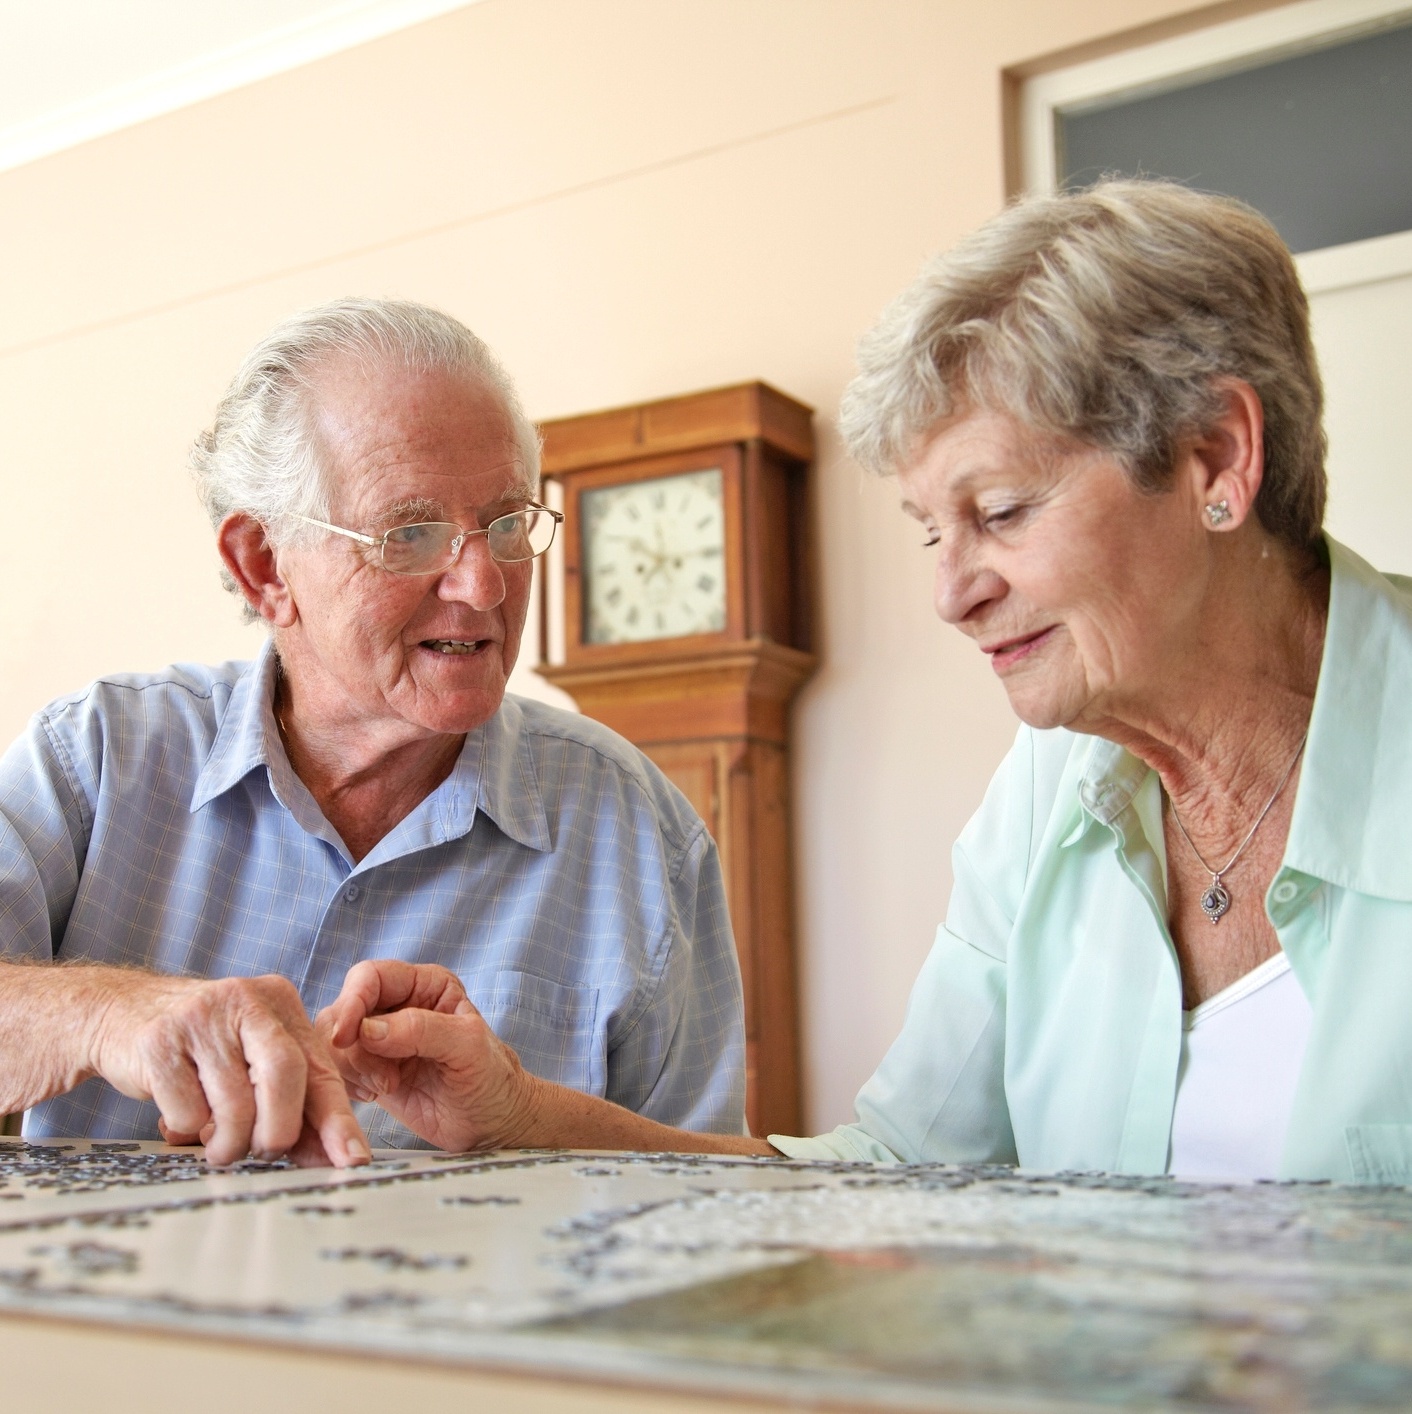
[425,639,478,654]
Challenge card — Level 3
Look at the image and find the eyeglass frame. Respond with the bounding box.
[286,503,564,575]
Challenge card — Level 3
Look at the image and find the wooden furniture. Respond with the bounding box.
[0,1316,785,1414]
[538,383,815,1137]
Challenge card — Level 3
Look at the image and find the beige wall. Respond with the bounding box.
[0,0,1227,1131]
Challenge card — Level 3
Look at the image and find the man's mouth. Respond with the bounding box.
[422,638,487,655]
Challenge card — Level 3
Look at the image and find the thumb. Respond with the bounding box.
[360,1007,480,1065]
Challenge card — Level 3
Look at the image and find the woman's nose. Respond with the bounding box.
[932,536,1003,625]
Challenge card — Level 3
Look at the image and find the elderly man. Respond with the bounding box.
[0,298,745,1165]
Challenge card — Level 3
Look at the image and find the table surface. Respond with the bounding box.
[2,1139,1412,1412]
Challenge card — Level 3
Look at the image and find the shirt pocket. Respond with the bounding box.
[473,969,603,1095]
[1345,1125,1412,1183]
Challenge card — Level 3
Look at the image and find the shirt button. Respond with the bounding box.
[1271,880,1299,904]
[344,884,360,902]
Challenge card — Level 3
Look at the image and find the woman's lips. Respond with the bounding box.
[983,626,1055,671]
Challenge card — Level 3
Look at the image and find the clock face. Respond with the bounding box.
[581,467,727,645]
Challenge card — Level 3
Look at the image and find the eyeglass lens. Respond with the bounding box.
[379,509,557,574]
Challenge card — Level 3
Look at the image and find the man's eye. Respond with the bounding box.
[386,524,436,546]
[922,530,941,548]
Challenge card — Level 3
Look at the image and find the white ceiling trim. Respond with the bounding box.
[0,0,484,176]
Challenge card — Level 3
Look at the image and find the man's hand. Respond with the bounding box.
[317,960,535,1153]
[317,959,779,1159]
[86,971,370,1168]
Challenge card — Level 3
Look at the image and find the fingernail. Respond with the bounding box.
[362,1018,389,1040]
[347,1135,371,1164]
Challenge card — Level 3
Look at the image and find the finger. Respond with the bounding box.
[326,1037,402,1099]
[316,995,368,1053]
[285,1010,371,1169]
[359,1006,484,1065]
[157,1116,202,1147]
[146,1050,214,1149]
[288,1119,334,1169]
[188,1029,261,1168]
[319,960,400,1048]
[323,961,469,1046]
[302,1047,371,1168]
[236,1008,309,1160]
[422,969,472,1015]
[316,1007,403,1096]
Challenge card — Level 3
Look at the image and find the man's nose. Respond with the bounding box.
[438,532,506,609]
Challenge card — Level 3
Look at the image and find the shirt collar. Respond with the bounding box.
[462,695,551,854]
[1281,537,1412,901]
[190,640,283,811]
[191,641,550,855]
[1075,738,1151,829]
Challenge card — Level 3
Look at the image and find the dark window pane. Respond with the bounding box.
[1059,23,1412,253]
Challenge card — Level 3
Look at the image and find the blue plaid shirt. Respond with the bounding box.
[0,644,745,1147]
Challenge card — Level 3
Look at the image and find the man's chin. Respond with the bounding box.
[406,681,511,737]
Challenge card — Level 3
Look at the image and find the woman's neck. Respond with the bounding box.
[1081,541,1329,850]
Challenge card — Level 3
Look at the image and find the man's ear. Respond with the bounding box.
[217,513,298,627]
[1184,378,1265,533]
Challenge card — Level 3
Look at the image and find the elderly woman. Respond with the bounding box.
[326,179,1408,1184]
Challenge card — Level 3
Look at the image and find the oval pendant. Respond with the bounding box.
[1200,879,1231,924]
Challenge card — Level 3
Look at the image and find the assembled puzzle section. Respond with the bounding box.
[2,1140,1412,1411]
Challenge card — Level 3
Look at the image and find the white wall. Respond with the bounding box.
[0,0,1229,1130]
[1308,253,1412,574]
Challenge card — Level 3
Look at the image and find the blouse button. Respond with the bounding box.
[1271,880,1299,904]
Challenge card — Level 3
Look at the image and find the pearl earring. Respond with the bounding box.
[1205,499,1232,527]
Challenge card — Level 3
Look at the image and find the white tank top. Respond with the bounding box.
[1167,951,1313,1180]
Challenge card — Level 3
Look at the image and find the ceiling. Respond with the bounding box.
[0,0,481,173]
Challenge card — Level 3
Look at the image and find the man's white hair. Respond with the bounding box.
[190,297,541,618]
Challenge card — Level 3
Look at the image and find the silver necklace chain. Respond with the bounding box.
[1167,733,1307,925]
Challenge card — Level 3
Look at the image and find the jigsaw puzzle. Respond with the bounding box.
[2,1139,1411,1411]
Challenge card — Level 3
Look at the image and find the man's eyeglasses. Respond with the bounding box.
[289,505,563,575]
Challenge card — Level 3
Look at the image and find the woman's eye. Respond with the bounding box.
[981,505,1023,530]
[922,530,941,548]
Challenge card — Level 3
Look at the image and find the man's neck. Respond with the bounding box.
[274,675,468,863]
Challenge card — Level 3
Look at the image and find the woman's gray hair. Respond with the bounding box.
[191,297,541,616]
[839,179,1326,551]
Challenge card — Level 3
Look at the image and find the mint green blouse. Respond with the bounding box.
[773,540,1412,1182]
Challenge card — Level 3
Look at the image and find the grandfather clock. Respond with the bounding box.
[538,382,815,1136]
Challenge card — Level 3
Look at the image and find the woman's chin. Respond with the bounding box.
[1001,682,1083,733]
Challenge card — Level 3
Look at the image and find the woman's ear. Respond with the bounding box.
[217,513,298,627]
[1186,378,1265,533]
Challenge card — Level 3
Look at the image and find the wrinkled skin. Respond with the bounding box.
[316,961,535,1153]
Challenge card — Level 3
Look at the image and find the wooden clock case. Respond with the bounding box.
[538,382,816,1136]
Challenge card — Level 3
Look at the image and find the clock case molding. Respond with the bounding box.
[538,382,816,1137]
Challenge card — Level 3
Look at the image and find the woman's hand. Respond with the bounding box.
[316,960,537,1153]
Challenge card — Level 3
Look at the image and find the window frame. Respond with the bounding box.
[1018,0,1412,295]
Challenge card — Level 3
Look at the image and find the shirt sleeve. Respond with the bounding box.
[0,709,94,962]
[604,823,748,1135]
[771,728,1043,1164]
